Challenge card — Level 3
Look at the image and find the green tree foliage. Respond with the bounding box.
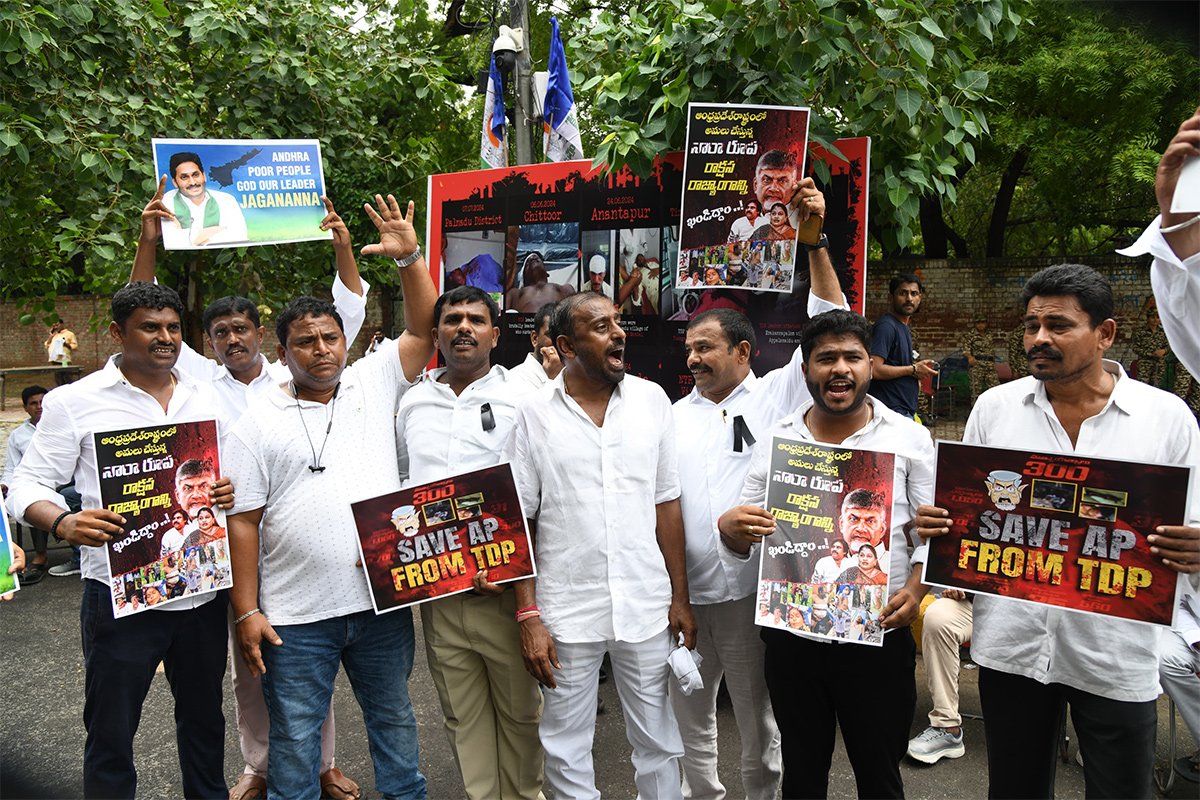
[0,0,474,331]
[932,1,1199,258]
[565,0,1032,255]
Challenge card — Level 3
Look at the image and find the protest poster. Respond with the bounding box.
[923,441,1191,627]
[678,104,811,293]
[351,464,535,614]
[94,421,231,617]
[425,136,867,397]
[0,511,19,596]
[756,436,896,646]
[151,138,330,250]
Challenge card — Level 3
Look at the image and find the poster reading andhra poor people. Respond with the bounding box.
[757,436,897,646]
[94,421,231,617]
[351,464,535,614]
[151,138,330,249]
[924,441,1191,627]
[0,512,19,597]
[679,103,811,293]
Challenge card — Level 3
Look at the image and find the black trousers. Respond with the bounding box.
[979,667,1155,800]
[763,626,917,799]
[80,579,228,799]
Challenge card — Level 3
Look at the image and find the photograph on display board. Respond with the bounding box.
[151,138,330,250]
[93,420,231,618]
[0,512,19,597]
[756,436,897,646]
[924,441,1191,627]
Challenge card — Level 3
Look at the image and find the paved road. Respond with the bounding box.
[2,548,1195,799]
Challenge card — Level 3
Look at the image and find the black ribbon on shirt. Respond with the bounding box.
[733,415,755,452]
[481,403,495,432]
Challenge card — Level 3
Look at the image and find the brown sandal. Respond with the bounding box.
[229,773,267,800]
[320,766,361,799]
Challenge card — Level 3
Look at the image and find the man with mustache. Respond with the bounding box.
[224,194,437,800]
[5,282,235,798]
[867,274,938,418]
[915,263,1200,798]
[132,175,370,800]
[718,309,935,798]
[394,285,543,799]
[160,151,248,248]
[669,184,843,800]
[504,292,697,800]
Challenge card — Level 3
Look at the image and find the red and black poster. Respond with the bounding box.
[94,420,231,617]
[924,441,1191,626]
[757,436,896,646]
[423,137,868,400]
[679,103,811,293]
[351,464,535,613]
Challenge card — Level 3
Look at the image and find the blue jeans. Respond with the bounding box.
[260,608,426,800]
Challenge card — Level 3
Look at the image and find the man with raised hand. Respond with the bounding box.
[504,291,697,800]
[224,195,436,800]
[5,282,235,799]
[395,285,543,799]
[1119,105,1200,376]
[717,309,934,799]
[134,174,369,800]
[670,181,844,800]
[915,263,1200,798]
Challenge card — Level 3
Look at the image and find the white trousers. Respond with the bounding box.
[669,595,781,800]
[541,627,684,800]
[228,606,337,776]
[920,597,973,729]
[1159,627,1200,743]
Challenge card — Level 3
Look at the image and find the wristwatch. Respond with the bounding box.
[803,234,829,252]
[393,246,423,269]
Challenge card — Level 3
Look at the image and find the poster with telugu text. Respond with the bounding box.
[425,136,867,398]
[923,441,1189,627]
[679,104,811,293]
[151,138,330,249]
[757,436,896,646]
[0,511,19,596]
[94,421,231,617]
[352,464,535,614]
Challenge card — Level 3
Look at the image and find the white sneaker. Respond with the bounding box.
[48,561,81,577]
[907,726,966,764]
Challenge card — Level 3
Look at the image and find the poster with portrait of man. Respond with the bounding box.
[757,436,896,646]
[94,420,231,618]
[351,463,535,614]
[151,138,331,249]
[679,103,811,293]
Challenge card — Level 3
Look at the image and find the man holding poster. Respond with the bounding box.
[224,195,437,800]
[669,186,843,800]
[718,309,934,799]
[5,283,234,799]
[393,285,543,800]
[916,263,1200,798]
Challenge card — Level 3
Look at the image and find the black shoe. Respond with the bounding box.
[20,563,48,585]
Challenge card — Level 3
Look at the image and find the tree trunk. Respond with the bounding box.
[920,195,948,258]
[987,149,1030,258]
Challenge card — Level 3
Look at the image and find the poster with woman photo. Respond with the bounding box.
[679,103,810,293]
[756,436,896,646]
[93,420,231,617]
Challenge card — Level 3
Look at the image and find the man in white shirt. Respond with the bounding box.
[726,199,760,243]
[670,184,844,800]
[809,539,850,584]
[508,301,563,391]
[718,309,934,799]
[915,263,1200,798]
[1118,106,1200,377]
[160,151,249,248]
[504,291,697,800]
[2,385,49,582]
[5,282,235,799]
[395,285,543,799]
[134,176,368,800]
[224,195,436,800]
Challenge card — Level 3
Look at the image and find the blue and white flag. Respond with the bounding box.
[542,17,584,162]
[480,52,508,170]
